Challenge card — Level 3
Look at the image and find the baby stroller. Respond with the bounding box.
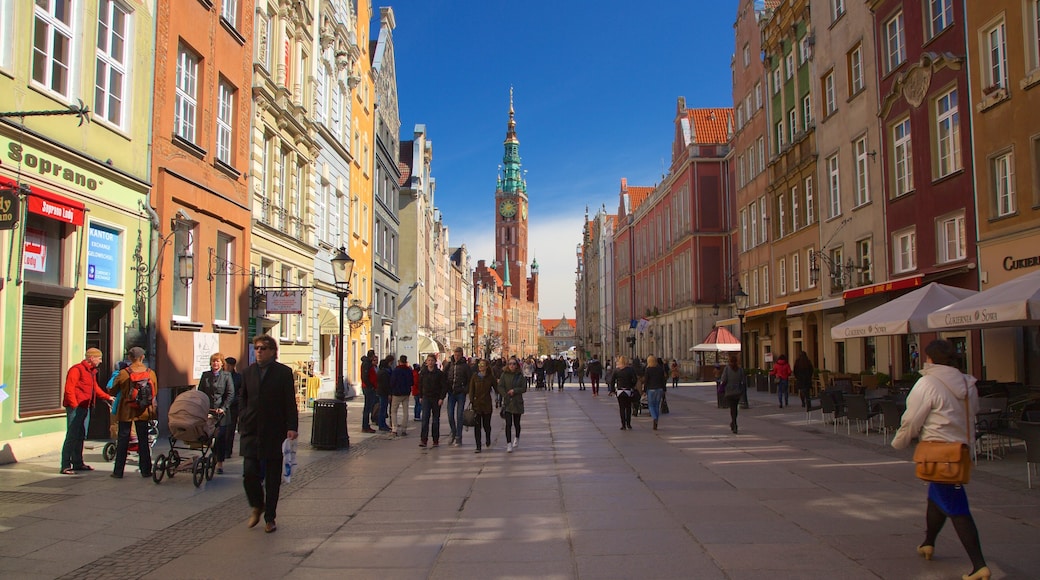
[101,420,159,463]
[152,389,219,487]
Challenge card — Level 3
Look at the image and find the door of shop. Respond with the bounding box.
[86,299,117,440]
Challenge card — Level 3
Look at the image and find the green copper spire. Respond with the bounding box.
[501,88,524,196]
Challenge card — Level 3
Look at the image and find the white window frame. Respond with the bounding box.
[755,82,763,109]
[824,72,836,116]
[793,252,801,292]
[803,94,812,130]
[894,228,917,273]
[778,195,787,238]
[740,208,749,251]
[0,0,12,69]
[172,227,194,321]
[827,154,841,219]
[762,265,769,304]
[773,67,782,94]
[791,186,800,230]
[993,151,1016,217]
[856,238,873,286]
[778,258,787,295]
[805,176,815,225]
[214,233,232,324]
[935,88,961,178]
[805,249,815,288]
[800,36,811,64]
[174,43,200,143]
[749,200,759,247]
[854,137,870,207]
[1030,0,1040,71]
[893,117,914,196]
[984,21,1008,90]
[885,11,906,73]
[216,79,235,165]
[937,213,966,263]
[927,0,953,40]
[776,120,785,153]
[831,0,845,23]
[220,0,238,28]
[757,137,766,173]
[849,44,863,94]
[743,43,750,67]
[785,53,795,80]
[32,0,76,100]
[789,108,797,142]
[94,0,131,128]
[760,195,768,243]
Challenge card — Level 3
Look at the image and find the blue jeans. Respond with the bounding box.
[647,388,664,421]
[361,387,377,430]
[377,394,391,430]
[414,395,422,420]
[777,379,789,406]
[447,391,466,442]
[61,406,91,470]
[420,397,442,443]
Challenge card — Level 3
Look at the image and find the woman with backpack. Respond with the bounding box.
[108,347,157,478]
[199,352,234,473]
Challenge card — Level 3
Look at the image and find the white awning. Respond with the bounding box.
[318,306,341,335]
[787,297,845,316]
[928,269,1040,329]
[831,282,976,339]
[417,335,443,354]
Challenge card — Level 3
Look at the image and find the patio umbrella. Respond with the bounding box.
[691,326,741,351]
[831,282,976,339]
[927,268,1040,330]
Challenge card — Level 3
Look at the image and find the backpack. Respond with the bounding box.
[126,369,154,412]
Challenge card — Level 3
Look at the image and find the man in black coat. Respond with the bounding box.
[239,334,298,534]
[417,354,447,448]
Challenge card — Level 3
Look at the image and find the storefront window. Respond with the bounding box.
[23,214,65,286]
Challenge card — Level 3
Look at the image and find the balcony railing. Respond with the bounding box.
[259,199,306,241]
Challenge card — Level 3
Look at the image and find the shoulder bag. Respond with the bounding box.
[912,376,972,484]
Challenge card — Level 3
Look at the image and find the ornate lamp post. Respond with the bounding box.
[331,247,355,400]
[734,285,750,408]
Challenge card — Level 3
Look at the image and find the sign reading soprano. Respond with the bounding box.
[266,290,304,314]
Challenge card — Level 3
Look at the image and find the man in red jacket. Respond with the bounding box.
[60,347,114,474]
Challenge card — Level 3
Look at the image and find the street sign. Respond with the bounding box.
[0,188,19,230]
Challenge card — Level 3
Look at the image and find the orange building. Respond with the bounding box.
[150,0,255,395]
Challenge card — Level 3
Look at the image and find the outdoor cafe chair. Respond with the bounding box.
[1017,421,1040,489]
[879,400,903,445]
[974,410,1005,462]
[845,394,879,436]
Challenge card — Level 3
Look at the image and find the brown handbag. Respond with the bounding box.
[912,376,972,484]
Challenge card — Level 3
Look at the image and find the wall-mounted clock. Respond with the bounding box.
[347,304,364,322]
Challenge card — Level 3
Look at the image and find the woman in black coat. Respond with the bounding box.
[609,355,638,430]
[793,351,814,408]
[376,356,393,431]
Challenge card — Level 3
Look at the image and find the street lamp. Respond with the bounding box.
[331,247,355,400]
[734,285,750,408]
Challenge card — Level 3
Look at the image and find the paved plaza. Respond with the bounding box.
[1,382,1038,579]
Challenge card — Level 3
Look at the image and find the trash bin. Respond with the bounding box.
[311,399,349,450]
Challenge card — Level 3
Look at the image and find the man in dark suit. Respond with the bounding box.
[239,334,298,534]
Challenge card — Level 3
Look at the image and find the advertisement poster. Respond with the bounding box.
[23,227,47,272]
[87,222,121,289]
[193,333,220,379]
[266,290,303,314]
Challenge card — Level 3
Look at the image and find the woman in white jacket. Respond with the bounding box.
[891,339,988,580]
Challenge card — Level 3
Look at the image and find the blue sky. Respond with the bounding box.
[392,0,738,318]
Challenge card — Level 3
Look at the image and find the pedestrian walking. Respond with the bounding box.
[669,359,680,389]
[60,347,114,475]
[444,347,473,446]
[468,359,497,453]
[719,354,747,434]
[587,354,602,396]
[389,355,413,436]
[892,339,989,580]
[644,356,667,430]
[360,350,378,433]
[522,357,534,388]
[376,356,393,432]
[574,358,585,391]
[770,354,792,409]
[107,346,157,478]
[497,358,527,452]
[223,357,243,457]
[610,355,638,430]
[239,335,299,534]
[418,354,447,447]
[794,351,814,408]
[411,363,422,421]
[198,352,234,473]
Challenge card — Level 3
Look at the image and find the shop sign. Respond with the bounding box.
[5,141,101,192]
[23,227,47,272]
[87,222,121,289]
[266,290,303,314]
[27,190,85,226]
[843,275,923,300]
[0,187,19,230]
[1003,254,1040,271]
